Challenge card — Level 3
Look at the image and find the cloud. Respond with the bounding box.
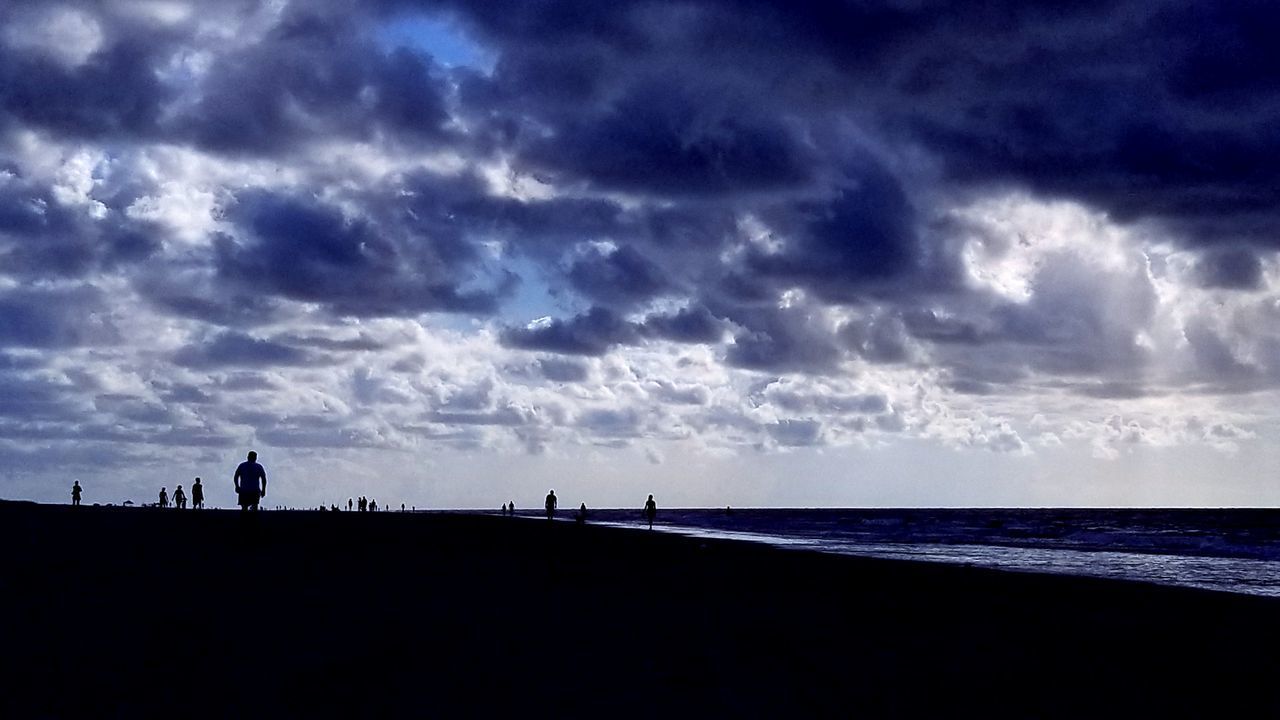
[173,331,316,369]
[217,189,508,317]
[1194,246,1264,290]
[500,307,640,356]
[0,286,119,349]
[536,357,588,383]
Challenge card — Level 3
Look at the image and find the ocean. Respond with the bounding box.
[524,508,1280,597]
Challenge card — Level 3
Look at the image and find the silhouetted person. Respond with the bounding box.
[371,499,378,512]
[174,485,186,509]
[234,451,267,512]
[576,502,587,524]
[71,481,82,507]
[401,503,405,512]
[545,490,557,520]
[348,498,353,512]
[159,487,168,508]
[192,478,204,509]
[509,501,515,516]
[644,495,657,529]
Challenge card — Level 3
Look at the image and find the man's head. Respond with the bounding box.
[247,451,257,462]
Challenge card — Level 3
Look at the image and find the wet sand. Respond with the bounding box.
[2,501,1277,717]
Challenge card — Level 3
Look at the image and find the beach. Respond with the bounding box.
[2,501,1277,717]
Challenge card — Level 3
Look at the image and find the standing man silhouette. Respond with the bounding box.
[234,451,267,512]
[174,485,187,509]
[159,487,168,508]
[71,481,82,507]
[545,490,557,520]
[192,478,204,509]
[644,494,657,530]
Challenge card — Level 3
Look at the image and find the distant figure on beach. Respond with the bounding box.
[71,481,82,507]
[159,487,168,508]
[233,451,267,512]
[174,485,186,509]
[725,506,733,516]
[401,503,405,512]
[576,502,587,524]
[192,478,204,509]
[644,495,656,529]
[501,502,508,516]
[371,499,378,512]
[545,490,557,520]
[509,500,515,516]
[348,498,353,512]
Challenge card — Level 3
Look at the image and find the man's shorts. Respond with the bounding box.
[238,491,260,508]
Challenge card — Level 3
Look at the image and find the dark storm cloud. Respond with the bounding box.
[432,0,1280,250]
[0,23,173,140]
[1,0,1276,435]
[517,80,816,197]
[173,10,452,155]
[640,306,726,344]
[566,244,670,307]
[0,174,162,280]
[746,162,920,302]
[536,357,588,383]
[501,305,730,356]
[1194,247,1264,291]
[500,307,640,356]
[837,312,911,363]
[9,0,1278,256]
[0,371,80,420]
[0,286,119,349]
[718,303,844,374]
[217,190,507,318]
[172,331,315,369]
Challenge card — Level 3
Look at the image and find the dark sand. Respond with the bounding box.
[2,501,1277,717]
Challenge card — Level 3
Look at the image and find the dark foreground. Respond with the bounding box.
[2,502,1278,718]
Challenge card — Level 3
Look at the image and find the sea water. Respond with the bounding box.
[572,508,1280,597]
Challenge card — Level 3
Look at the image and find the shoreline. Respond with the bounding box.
[3,501,1277,716]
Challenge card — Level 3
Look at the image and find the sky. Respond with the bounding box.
[2,1,1280,509]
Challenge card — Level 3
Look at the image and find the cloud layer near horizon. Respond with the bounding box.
[2,0,1278,504]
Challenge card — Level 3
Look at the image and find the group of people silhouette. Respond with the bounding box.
[352,496,380,512]
[500,490,659,529]
[72,452,662,530]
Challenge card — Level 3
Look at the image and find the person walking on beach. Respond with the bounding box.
[233,451,267,512]
[644,494,657,530]
[509,500,515,516]
[159,487,168,508]
[71,481,82,507]
[545,490,557,520]
[348,498,353,512]
[174,485,187,509]
[576,502,587,525]
[192,478,204,509]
